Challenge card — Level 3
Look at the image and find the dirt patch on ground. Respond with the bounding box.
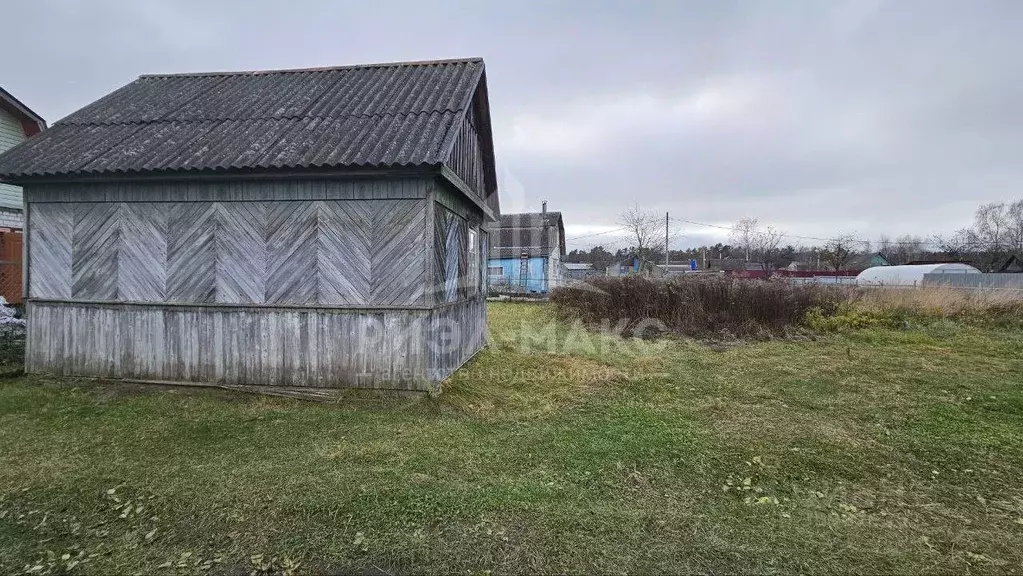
[35,377,261,404]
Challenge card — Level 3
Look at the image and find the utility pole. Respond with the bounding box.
[664,212,669,268]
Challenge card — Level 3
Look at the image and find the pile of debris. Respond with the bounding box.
[0,297,24,326]
[0,297,25,339]
[0,297,24,370]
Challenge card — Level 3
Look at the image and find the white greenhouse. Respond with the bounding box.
[855,263,981,287]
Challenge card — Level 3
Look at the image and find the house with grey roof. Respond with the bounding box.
[0,86,46,229]
[0,57,499,392]
[487,203,565,293]
[562,262,600,280]
[998,254,1022,273]
[606,253,664,278]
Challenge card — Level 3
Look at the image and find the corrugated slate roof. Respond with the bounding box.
[489,211,566,259]
[0,58,486,179]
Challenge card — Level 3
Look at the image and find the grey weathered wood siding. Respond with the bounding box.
[26,301,433,389]
[26,298,486,390]
[449,108,486,199]
[24,176,488,391]
[26,179,428,307]
[427,296,487,382]
[25,179,428,204]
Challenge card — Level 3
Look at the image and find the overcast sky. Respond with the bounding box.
[5,0,1021,250]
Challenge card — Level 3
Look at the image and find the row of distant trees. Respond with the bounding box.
[567,199,1023,274]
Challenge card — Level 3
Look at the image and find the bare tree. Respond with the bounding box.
[1007,199,1023,251]
[730,217,759,262]
[933,229,973,261]
[729,218,787,275]
[821,233,860,274]
[876,234,896,264]
[752,225,786,276]
[619,203,678,267]
[893,234,925,265]
[971,202,1011,271]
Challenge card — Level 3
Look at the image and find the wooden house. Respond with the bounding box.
[0,86,46,230]
[0,58,500,392]
[997,254,1022,273]
[605,253,665,278]
[487,204,565,293]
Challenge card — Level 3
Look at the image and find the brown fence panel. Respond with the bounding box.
[0,231,23,305]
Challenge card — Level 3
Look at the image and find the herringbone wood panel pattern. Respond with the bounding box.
[318,201,372,305]
[217,202,267,303]
[267,201,318,305]
[433,206,465,304]
[119,203,168,302]
[434,207,454,303]
[28,204,73,299]
[72,203,119,300]
[32,199,428,307]
[167,203,217,303]
[371,199,426,305]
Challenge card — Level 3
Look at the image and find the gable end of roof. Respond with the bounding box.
[0,86,46,136]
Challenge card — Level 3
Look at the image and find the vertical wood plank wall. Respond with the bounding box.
[23,177,488,390]
[427,296,487,382]
[26,302,432,389]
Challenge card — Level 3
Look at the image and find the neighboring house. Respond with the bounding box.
[845,252,890,270]
[997,255,1022,273]
[0,57,500,392]
[563,262,592,272]
[488,205,565,293]
[706,258,763,273]
[656,263,695,277]
[0,86,46,229]
[787,252,889,272]
[606,254,663,277]
[785,260,810,272]
[562,262,600,280]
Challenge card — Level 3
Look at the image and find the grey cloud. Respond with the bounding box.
[4,0,1021,249]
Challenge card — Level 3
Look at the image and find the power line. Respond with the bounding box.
[666,217,964,247]
[564,226,629,242]
[565,215,1008,250]
[669,217,871,245]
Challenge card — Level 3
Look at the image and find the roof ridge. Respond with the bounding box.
[56,109,464,127]
[501,211,562,216]
[138,57,484,79]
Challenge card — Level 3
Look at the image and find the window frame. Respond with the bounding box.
[467,227,479,294]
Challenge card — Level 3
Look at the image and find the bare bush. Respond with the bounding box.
[550,276,845,338]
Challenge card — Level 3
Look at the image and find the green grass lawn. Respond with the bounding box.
[2,302,1022,574]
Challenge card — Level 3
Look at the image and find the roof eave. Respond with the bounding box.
[0,86,46,135]
[438,165,497,222]
[0,163,445,187]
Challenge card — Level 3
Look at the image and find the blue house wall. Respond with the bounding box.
[488,257,548,292]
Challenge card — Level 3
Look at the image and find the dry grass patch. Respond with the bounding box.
[852,286,1023,319]
[1,302,1022,574]
[442,352,625,419]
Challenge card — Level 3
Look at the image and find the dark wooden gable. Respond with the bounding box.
[446,73,499,214]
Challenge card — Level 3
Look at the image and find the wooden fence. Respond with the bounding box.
[0,231,22,305]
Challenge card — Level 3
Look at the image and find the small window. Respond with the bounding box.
[488,266,503,276]
[468,228,478,293]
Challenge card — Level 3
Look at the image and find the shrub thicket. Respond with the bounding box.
[550,276,846,338]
